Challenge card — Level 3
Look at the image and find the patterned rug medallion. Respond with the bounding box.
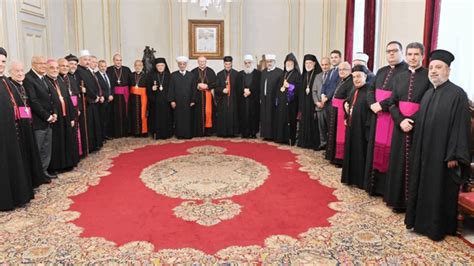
[0,138,472,264]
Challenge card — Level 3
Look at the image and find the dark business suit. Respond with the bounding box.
[320,67,340,147]
[95,71,112,139]
[24,69,56,176]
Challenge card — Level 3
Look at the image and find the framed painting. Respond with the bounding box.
[188,20,224,59]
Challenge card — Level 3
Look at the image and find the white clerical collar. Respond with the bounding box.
[180,70,186,75]
[409,65,422,73]
[267,66,276,72]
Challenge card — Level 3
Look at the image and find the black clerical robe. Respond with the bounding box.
[364,61,408,196]
[405,80,470,241]
[341,83,369,188]
[147,70,173,139]
[239,69,261,138]
[260,67,284,140]
[0,76,34,211]
[191,67,217,137]
[45,76,78,171]
[8,78,49,187]
[106,66,132,137]
[326,76,353,165]
[168,71,197,139]
[297,69,321,149]
[65,72,87,157]
[274,70,300,145]
[75,65,103,152]
[129,71,148,136]
[215,69,240,137]
[384,67,430,210]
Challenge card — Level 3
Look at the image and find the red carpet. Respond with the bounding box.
[68,140,337,254]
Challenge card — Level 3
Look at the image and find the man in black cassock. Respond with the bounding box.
[297,54,322,149]
[260,54,283,140]
[239,54,261,138]
[44,60,78,172]
[168,56,196,139]
[352,52,375,86]
[341,65,370,188]
[65,54,88,156]
[274,53,301,145]
[75,50,103,152]
[405,50,471,241]
[147,57,173,139]
[106,53,132,138]
[325,61,353,165]
[0,47,35,211]
[129,60,148,137]
[191,56,217,137]
[364,41,408,196]
[8,61,50,187]
[384,42,430,211]
[215,56,240,137]
[58,58,81,160]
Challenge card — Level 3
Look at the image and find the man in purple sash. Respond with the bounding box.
[384,42,430,211]
[364,41,408,196]
[106,54,132,138]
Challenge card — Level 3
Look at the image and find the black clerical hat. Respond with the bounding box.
[303,54,317,62]
[430,49,455,66]
[65,53,79,62]
[154,57,167,65]
[352,65,369,74]
[0,47,7,57]
[223,56,233,62]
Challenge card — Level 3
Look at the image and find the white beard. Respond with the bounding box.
[244,66,254,74]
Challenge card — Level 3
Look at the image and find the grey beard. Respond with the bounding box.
[244,67,254,74]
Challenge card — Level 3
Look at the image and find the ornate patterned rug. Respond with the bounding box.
[0,138,472,264]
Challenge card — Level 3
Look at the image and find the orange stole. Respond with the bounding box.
[204,90,212,128]
[130,86,148,133]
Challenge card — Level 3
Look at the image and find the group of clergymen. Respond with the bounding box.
[0,41,471,243]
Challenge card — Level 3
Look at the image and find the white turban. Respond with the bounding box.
[265,54,276,61]
[79,49,91,57]
[176,56,189,63]
[353,52,369,63]
[243,54,254,61]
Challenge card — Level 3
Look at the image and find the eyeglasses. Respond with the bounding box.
[386,49,399,54]
[339,68,351,71]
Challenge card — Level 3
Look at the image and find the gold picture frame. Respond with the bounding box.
[188,20,224,59]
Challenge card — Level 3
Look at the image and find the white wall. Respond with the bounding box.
[1,0,430,74]
[375,0,425,70]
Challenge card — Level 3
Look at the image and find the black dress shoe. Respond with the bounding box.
[42,178,52,184]
[46,173,58,179]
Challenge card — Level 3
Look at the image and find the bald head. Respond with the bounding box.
[46,59,59,79]
[58,58,69,76]
[113,53,122,68]
[338,61,352,79]
[197,56,207,69]
[9,61,25,83]
[320,57,331,72]
[31,55,47,75]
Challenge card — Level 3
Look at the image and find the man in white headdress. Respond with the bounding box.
[74,49,104,153]
[259,54,283,140]
[239,54,261,138]
[352,52,375,84]
[167,56,197,139]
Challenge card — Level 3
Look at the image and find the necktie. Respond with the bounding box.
[323,72,328,83]
[104,73,110,89]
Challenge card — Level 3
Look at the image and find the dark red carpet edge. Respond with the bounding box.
[68,140,338,254]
